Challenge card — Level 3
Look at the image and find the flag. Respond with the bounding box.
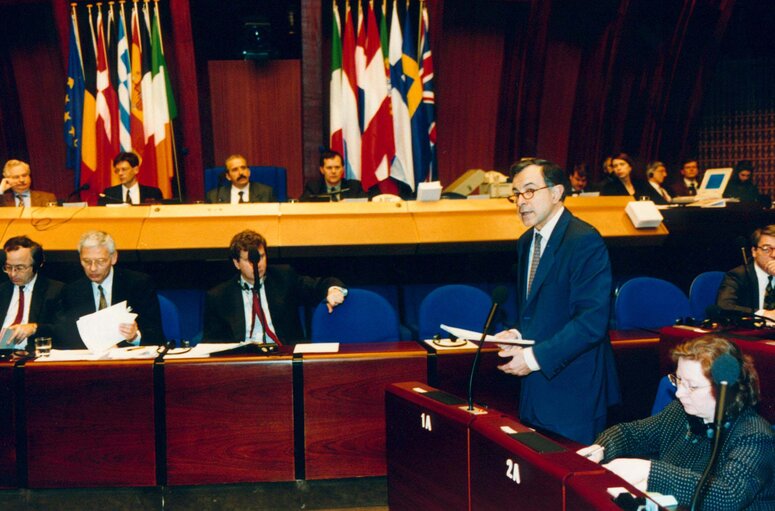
[151,1,176,197]
[418,4,437,182]
[401,6,427,188]
[94,5,119,201]
[340,1,361,180]
[116,2,132,152]
[129,3,145,158]
[388,0,414,190]
[329,0,344,156]
[137,1,158,182]
[79,6,98,192]
[356,0,394,190]
[65,8,85,185]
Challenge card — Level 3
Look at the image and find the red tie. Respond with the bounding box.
[251,286,281,345]
[12,286,24,325]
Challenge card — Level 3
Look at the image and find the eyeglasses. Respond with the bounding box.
[756,245,774,255]
[2,264,32,273]
[80,258,111,268]
[668,373,712,393]
[507,186,551,203]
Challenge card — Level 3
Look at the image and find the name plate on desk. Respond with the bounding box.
[508,431,566,453]
[423,390,467,406]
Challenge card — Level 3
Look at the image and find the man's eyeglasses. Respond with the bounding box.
[2,264,32,273]
[507,185,551,203]
[756,245,774,255]
[80,258,111,268]
[667,373,712,393]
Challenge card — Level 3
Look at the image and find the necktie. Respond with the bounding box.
[527,232,542,296]
[238,191,246,203]
[15,195,24,207]
[98,285,108,310]
[765,276,775,310]
[329,187,339,202]
[125,190,133,204]
[12,286,24,325]
[661,188,671,202]
[688,183,697,196]
[249,284,281,345]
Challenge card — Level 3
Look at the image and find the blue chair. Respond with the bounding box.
[311,288,401,343]
[158,289,205,344]
[418,284,493,341]
[689,271,725,321]
[614,277,690,330]
[158,294,181,342]
[651,375,677,415]
[204,166,288,202]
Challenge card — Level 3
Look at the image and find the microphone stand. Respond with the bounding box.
[689,382,729,511]
[466,293,505,412]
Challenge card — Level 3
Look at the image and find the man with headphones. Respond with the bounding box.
[0,236,63,349]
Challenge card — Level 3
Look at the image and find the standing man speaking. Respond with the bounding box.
[496,158,620,444]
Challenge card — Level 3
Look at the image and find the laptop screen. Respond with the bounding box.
[698,168,732,197]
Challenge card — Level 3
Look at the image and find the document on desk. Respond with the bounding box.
[162,343,244,358]
[34,347,160,362]
[440,324,535,345]
[76,301,137,354]
[294,343,339,353]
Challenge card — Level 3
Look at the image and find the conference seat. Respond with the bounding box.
[650,375,677,415]
[158,289,205,345]
[614,277,690,330]
[418,284,493,341]
[158,294,181,343]
[204,165,288,202]
[689,271,726,321]
[310,288,401,343]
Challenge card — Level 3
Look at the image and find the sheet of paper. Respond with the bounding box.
[33,347,160,362]
[0,328,15,349]
[440,324,535,345]
[76,300,137,354]
[294,343,340,354]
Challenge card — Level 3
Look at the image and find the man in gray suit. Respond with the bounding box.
[206,154,275,204]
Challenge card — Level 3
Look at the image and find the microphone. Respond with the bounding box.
[247,247,266,343]
[467,286,509,411]
[689,354,741,511]
[98,192,125,204]
[66,183,90,200]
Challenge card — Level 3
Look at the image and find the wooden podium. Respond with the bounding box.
[386,381,476,511]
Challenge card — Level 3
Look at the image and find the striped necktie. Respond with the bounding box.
[527,232,542,296]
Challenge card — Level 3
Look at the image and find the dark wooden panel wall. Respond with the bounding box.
[0,0,745,201]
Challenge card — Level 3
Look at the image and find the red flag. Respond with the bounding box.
[93,6,120,203]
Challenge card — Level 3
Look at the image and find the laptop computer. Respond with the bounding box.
[671,167,733,204]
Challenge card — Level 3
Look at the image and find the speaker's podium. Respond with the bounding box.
[387,382,670,511]
[386,381,476,511]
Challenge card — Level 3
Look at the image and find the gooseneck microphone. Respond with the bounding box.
[67,183,90,200]
[467,286,509,411]
[247,247,265,342]
[689,353,741,511]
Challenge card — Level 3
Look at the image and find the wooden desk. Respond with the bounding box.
[469,412,602,510]
[23,359,156,487]
[163,351,295,485]
[565,472,669,510]
[386,382,474,511]
[301,343,426,479]
[0,358,17,488]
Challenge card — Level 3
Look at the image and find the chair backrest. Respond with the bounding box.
[689,271,726,321]
[418,284,492,340]
[311,288,401,343]
[158,289,205,343]
[615,277,690,330]
[158,294,181,342]
[651,374,677,415]
[204,166,288,202]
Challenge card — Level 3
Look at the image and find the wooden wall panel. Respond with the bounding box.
[209,60,304,198]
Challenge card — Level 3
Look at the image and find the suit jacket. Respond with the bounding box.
[599,178,651,198]
[514,208,620,440]
[642,182,671,205]
[55,268,165,349]
[206,182,275,204]
[203,264,344,344]
[669,179,700,197]
[717,263,760,314]
[298,178,368,202]
[98,184,163,205]
[0,275,63,339]
[0,190,58,207]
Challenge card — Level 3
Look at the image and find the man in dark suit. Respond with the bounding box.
[55,230,165,349]
[98,152,164,205]
[299,150,369,202]
[496,158,620,444]
[717,224,775,322]
[0,236,63,350]
[669,158,701,197]
[203,229,347,344]
[0,160,57,207]
[205,154,275,204]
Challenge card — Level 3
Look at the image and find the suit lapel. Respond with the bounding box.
[229,278,247,340]
[0,283,12,321]
[28,277,46,322]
